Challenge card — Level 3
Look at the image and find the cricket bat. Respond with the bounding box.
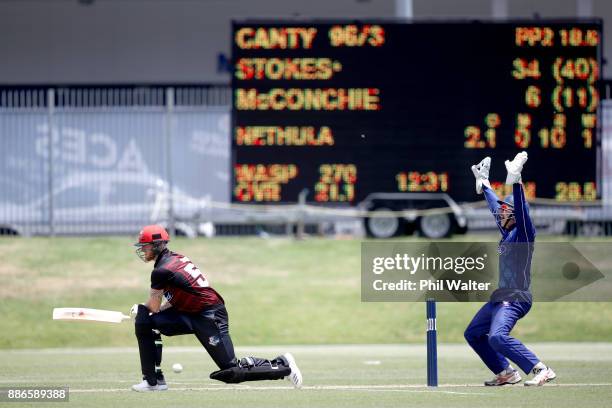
[52,308,131,323]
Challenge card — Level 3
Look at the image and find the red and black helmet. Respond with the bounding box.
[136,225,170,244]
[135,225,169,261]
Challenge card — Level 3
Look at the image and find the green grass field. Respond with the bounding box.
[1,344,611,408]
[1,236,611,348]
[1,236,611,407]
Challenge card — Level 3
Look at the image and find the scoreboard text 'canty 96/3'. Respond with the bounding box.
[231,20,602,204]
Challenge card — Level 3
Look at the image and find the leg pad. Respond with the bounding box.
[210,357,290,383]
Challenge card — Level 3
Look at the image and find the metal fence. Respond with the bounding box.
[0,86,230,236]
[1,86,612,237]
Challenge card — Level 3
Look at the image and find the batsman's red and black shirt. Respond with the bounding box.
[151,249,223,313]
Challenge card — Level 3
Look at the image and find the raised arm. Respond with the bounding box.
[505,151,535,242]
[483,185,505,234]
[471,157,504,233]
[512,183,535,242]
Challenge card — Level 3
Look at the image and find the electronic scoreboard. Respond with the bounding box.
[231,20,602,204]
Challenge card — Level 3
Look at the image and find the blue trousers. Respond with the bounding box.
[464,301,540,374]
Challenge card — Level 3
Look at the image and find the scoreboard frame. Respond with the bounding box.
[231,18,604,205]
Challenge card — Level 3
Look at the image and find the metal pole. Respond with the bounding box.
[47,89,55,237]
[296,188,309,240]
[491,0,508,19]
[165,87,175,236]
[395,0,413,18]
[576,0,593,17]
[603,101,611,207]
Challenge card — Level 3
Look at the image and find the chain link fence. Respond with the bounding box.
[1,86,611,237]
[0,86,229,237]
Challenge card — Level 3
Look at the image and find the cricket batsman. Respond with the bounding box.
[465,152,556,386]
[129,225,302,392]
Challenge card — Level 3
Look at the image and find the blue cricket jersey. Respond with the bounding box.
[483,183,535,302]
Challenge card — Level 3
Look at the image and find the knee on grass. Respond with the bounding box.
[210,357,290,383]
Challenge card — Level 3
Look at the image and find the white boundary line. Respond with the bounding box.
[68,383,612,394]
[68,385,489,395]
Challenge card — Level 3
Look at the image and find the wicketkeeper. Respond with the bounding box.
[465,152,556,386]
[130,225,302,392]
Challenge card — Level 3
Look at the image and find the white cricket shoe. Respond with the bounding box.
[524,366,556,386]
[471,157,492,194]
[505,151,528,185]
[156,377,168,391]
[283,353,303,389]
[131,379,167,392]
[484,369,522,386]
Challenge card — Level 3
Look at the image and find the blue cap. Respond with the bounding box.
[496,194,514,208]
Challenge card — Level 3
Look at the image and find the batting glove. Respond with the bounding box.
[129,303,140,319]
[505,151,528,185]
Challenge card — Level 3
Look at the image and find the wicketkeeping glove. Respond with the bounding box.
[471,157,492,194]
[505,151,528,185]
